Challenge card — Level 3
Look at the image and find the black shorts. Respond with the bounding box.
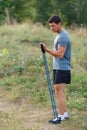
[53,70,71,84]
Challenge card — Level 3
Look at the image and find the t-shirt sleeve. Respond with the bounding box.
[58,35,68,47]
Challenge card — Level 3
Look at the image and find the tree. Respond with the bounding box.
[0,0,87,25]
[73,0,87,25]
[35,0,52,24]
[0,0,36,24]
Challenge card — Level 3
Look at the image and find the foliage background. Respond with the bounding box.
[0,0,87,25]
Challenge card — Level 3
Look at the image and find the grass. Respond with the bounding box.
[0,23,87,130]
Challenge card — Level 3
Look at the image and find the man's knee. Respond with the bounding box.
[54,84,66,96]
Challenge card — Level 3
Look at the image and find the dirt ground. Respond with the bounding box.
[0,97,86,130]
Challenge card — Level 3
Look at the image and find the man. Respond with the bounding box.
[42,15,71,124]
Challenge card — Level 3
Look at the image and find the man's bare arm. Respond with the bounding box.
[42,43,66,59]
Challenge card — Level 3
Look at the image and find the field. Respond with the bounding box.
[0,23,87,130]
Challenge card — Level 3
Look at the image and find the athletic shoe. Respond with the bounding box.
[64,112,70,120]
[48,117,61,124]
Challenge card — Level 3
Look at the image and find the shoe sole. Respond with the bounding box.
[48,119,61,124]
[64,117,69,120]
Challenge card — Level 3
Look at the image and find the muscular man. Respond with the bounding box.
[42,14,71,124]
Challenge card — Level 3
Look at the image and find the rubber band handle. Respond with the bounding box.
[40,43,45,53]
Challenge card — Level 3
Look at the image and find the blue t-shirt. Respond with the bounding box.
[53,29,71,70]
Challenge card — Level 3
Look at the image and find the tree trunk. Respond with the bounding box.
[5,7,12,25]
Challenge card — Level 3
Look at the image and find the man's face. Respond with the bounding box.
[49,22,61,33]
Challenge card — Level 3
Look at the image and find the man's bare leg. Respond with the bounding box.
[54,83,67,115]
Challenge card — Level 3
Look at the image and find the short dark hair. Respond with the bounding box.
[48,15,62,24]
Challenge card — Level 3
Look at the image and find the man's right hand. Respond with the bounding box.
[40,43,47,53]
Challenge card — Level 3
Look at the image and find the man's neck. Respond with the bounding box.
[57,27,63,33]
